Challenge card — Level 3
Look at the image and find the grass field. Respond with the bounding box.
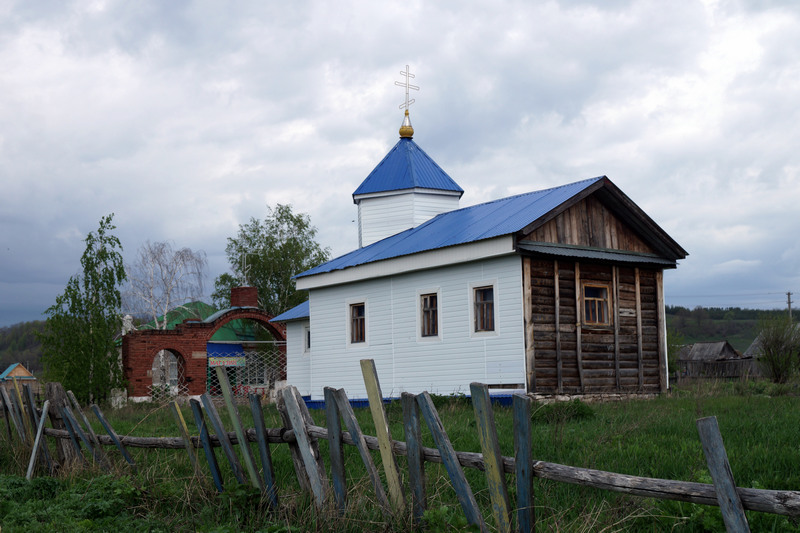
[1,380,799,532]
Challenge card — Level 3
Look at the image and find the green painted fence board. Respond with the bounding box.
[324,387,347,514]
[360,359,405,512]
[470,383,511,533]
[513,393,535,533]
[402,392,426,526]
[214,366,263,490]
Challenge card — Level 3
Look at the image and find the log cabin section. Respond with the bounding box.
[518,191,683,395]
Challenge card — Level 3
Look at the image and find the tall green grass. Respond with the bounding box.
[0,381,798,531]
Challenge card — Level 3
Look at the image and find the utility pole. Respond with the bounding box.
[788,291,793,322]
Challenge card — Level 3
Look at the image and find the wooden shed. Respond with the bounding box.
[0,363,41,395]
[677,341,760,379]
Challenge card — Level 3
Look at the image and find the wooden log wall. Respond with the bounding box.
[525,257,663,394]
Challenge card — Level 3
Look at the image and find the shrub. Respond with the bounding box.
[755,316,800,383]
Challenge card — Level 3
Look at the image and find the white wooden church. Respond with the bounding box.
[273,100,686,402]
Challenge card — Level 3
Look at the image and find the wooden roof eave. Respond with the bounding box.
[517,176,688,262]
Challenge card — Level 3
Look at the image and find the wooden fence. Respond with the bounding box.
[2,362,800,532]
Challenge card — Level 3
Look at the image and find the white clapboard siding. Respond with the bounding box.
[358,191,460,247]
[292,254,525,401]
[284,319,311,395]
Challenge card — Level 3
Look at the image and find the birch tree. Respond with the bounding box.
[124,241,207,330]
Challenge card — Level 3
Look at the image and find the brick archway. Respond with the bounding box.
[122,306,286,400]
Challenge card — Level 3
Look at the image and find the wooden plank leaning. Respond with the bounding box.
[276,386,311,493]
[91,404,137,471]
[1,386,25,443]
[189,398,224,493]
[332,387,392,518]
[360,359,405,513]
[214,367,263,490]
[324,387,346,514]
[60,407,87,464]
[12,377,34,443]
[200,393,246,485]
[417,391,487,533]
[46,382,78,465]
[0,390,12,440]
[24,384,54,474]
[513,393,535,533]
[67,391,109,468]
[401,392,426,527]
[170,401,200,477]
[280,386,329,509]
[697,416,751,533]
[470,383,511,533]
[248,394,279,508]
[25,400,50,480]
[62,406,96,460]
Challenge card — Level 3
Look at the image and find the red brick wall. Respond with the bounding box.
[122,308,286,398]
[231,286,258,307]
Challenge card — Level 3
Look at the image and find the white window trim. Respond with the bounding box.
[416,287,442,342]
[469,279,499,338]
[345,297,369,348]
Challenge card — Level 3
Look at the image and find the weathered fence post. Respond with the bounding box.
[215,366,263,490]
[200,393,246,485]
[324,387,347,514]
[91,404,137,471]
[470,383,511,533]
[280,386,329,508]
[697,416,751,533]
[361,359,405,513]
[402,392,427,527]
[417,391,487,533]
[25,384,54,473]
[26,400,50,479]
[513,393,535,533]
[189,398,224,493]
[249,394,279,507]
[332,387,393,517]
[0,390,13,440]
[2,386,26,444]
[67,391,109,468]
[12,377,33,443]
[45,382,78,465]
[170,401,200,477]
[276,387,312,493]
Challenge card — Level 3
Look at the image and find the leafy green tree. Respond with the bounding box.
[755,315,800,383]
[38,214,127,402]
[212,204,330,318]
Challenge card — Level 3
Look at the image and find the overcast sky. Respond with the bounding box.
[2,0,799,327]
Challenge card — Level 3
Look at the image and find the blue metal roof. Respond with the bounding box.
[352,138,464,198]
[0,363,35,381]
[298,176,606,278]
[271,300,310,322]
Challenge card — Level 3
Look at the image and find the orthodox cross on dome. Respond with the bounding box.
[395,65,419,110]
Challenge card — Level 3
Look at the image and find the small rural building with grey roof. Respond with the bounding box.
[272,110,687,402]
[677,340,760,379]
